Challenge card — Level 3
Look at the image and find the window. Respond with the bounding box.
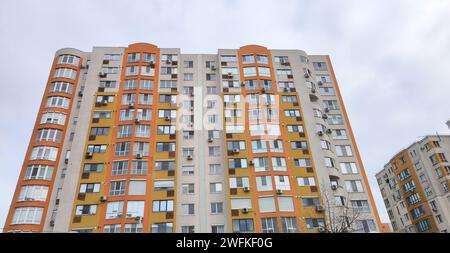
[254,157,270,172]
[58,54,80,66]
[228,158,247,169]
[351,200,370,212]
[125,66,139,76]
[155,160,175,171]
[323,99,339,110]
[227,141,246,151]
[156,142,176,152]
[152,200,174,213]
[211,225,225,233]
[229,177,250,188]
[140,79,154,90]
[158,109,176,119]
[332,129,348,140]
[269,140,284,153]
[133,142,149,156]
[75,205,97,215]
[256,176,273,191]
[211,202,223,214]
[305,218,325,229]
[184,60,194,68]
[290,141,308,150]
[294,158,311,168]
[313,62,328,71]
[131,161,147,175]
[345,180,364,193]
[40,111,66,125]
[243,67,257,77]
[115,142,130,156]
[327,114,344,125]
[54,68,77,79]
[119,109,134,121]
[182,204,195,215]
[274,56,289,63]
[415,219,431,232]
[319,87,336,96]
[127,53,140,63]
[160,80,177,88]
[302,197,320,207]
[411,205,425,219]
[209,163,222,174]
[220,55,237,62]
[210,182,223,193]
[297,177,316,186]
[135,125,150,138]
[154,180,175,191]
[316,75,331,83]
[230,198,251,210]
[256,54,269,64]
[93,111,112,119]
[261,217,278,233]
[258,67,271,77]
[324,157,336,168]
[182,183,195,194]
[18,185,48,202]
[152,222,173,233]
[79,183,100,193]
[11,207,43,225]
[104,224,121,233]
[105,201,124,219]
[161,67,177,75]
[117,125,132,138]
[181,226,195,233]
[258,197,276,213]
[284,110,301,117]
[112,161,128,175]
[275,175,290,190]
[232,219,254,232]
[281,217,297,233]
[83,163,103,173]
[90,127,109,136]
[140,66,155,76]
[272,157,287,171]
[340,163,358,174]
[278,197,294,212]
[128,181,146,196]
[36,129,62,143]
[46,96,70,109]
[161,54,178,62]
[184,73,193,81]
[126,201,145,218]
[356,219,377,233]
[242,54,255,64]
[180,165,194,176]
[50,81,73,94]
[30,146,58,161]
[109,181,126,196]
[25,165,53,181]
[336,145,353,157]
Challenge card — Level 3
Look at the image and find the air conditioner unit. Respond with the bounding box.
[317,81,323,86]
[324,107,330,113]
[136,153,143,159]
[233,149,240,154]
[187,155,193,160]
[100,196,107,202]
[304,73,310,78]
[49,220,55,227]
[135,118,141,124]
[331,185,338,190]
[283,87,289,92]
[190,107,194,112]
[227,72,233,76]
[317,131,324,136]
[211,66,217,71]
[78,91,83,97]
[208,138,214,143]
[98,71,107,77]
[242,208,249,213]
[165,116,171,121]
[101,101,108,105]
[128,103,135,109]
[166,60,172,64]
[315,205,325,212]
[326,129,332,134]
[276,189,283,195]
[25,197,35,201]
[190,92,194,97]
[117,213,123,218]
[240,82,245,86]
[243,187,250,192]
[322,114,328,119]
[126,214,133,218]
[86,151,93,157]
[318,227,326,233]
[249,160,254,165]
[432,208,438,212]
[311,88,316,93]
[261,88,266,93]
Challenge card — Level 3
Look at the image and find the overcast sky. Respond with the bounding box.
[1,0,450,230]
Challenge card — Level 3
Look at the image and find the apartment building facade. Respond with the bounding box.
[376,133,450,233]
[4,43,381,233]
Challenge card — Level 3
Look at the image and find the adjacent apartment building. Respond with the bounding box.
[4,43,381,233]
[376,123,450,233]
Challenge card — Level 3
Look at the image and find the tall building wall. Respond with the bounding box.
[4,43,381,233]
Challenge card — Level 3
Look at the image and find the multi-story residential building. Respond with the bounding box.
[3,43,381,233]
[376,129,450,233]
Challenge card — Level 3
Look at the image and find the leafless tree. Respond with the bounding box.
[317,184,362,233]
